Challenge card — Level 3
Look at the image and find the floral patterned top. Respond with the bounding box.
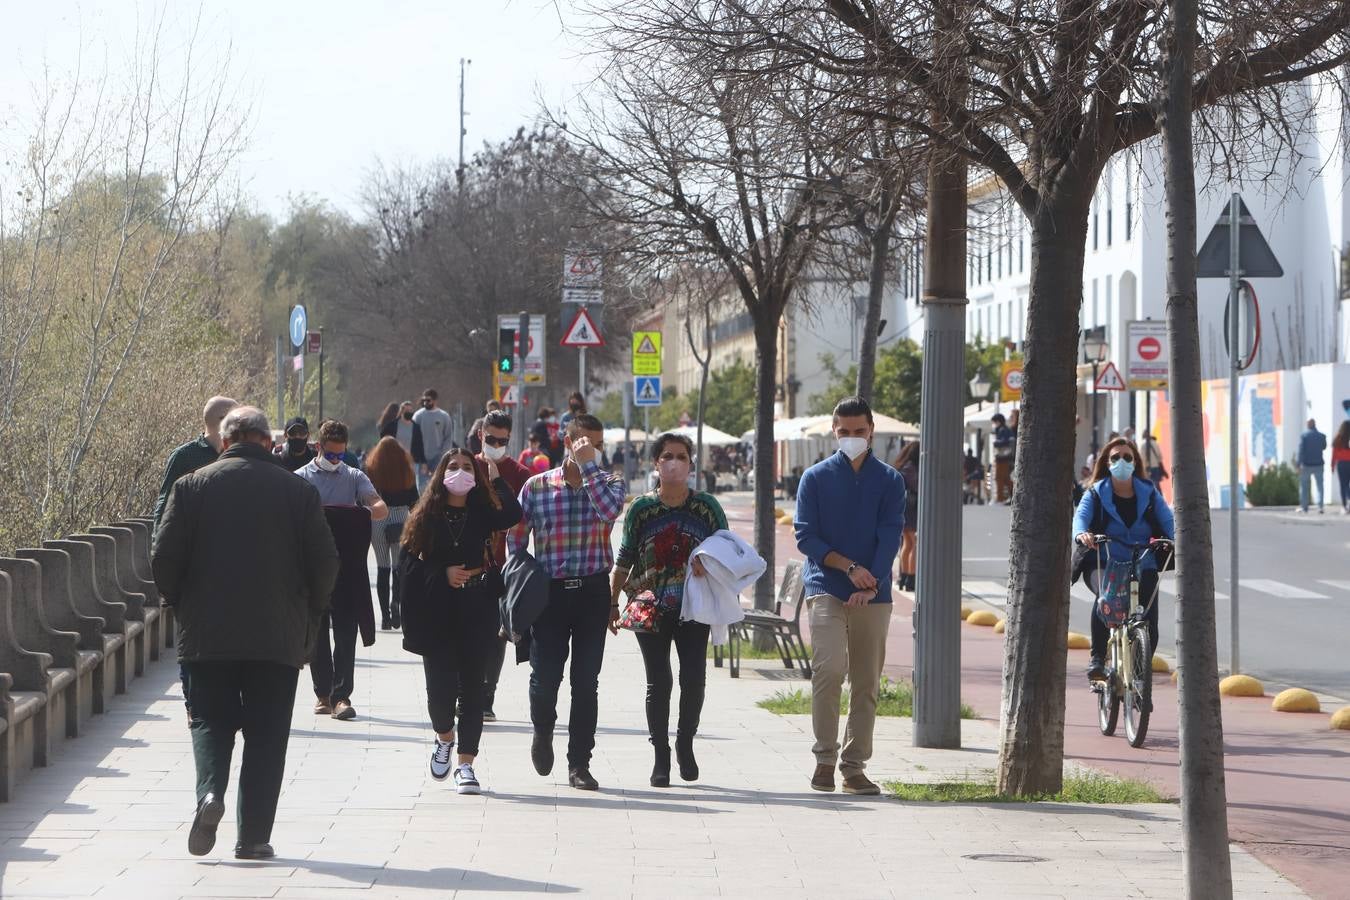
[615,491,728,621]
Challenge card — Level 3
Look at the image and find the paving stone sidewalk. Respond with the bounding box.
[0,623,1305,899]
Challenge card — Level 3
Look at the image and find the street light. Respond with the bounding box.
[968,373,991,409]
[1083,326,1109,455]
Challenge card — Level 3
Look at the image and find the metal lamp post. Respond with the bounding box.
[1084,328,1109,455]
[968,373,991,410]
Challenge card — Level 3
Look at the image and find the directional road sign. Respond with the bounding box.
[632,331,662,375]
[561,307,604,347]
[1094,361,1126,391]
[634,375,662,406]
[289,305,307,349]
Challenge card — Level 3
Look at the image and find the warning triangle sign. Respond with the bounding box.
[1196,197,1283,279]
[501,384,520,406]
[636,335,658,355]
[561,307,604,347]
[1094,361,1126,391]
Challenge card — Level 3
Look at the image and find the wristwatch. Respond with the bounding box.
[846,562,860,577]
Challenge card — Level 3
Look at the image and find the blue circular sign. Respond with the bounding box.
[289,305,307,348]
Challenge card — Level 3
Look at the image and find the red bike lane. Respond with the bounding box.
[718,493,1350,899]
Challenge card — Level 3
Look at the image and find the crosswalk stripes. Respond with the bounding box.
[1240,579,1330,600]
[1157,579,1229,601]
[962,576,1349,606]
[1317,579,1350,593]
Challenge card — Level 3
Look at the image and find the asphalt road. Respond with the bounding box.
[960,502,1350,698]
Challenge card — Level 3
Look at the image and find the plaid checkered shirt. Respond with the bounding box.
[507,459,627,578]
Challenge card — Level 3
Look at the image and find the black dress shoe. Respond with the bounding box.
[675,736,699,782]
[234,842,275,860]
[188,793,225,857]
[568,767,599,791]
[531,730,554,776]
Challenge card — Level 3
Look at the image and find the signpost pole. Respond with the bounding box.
[1228,192,1241,676]
[276,335,285,427]
[517,311,529,447]
[318,327,325,422]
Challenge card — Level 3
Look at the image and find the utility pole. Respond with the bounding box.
[517,310,529,440]
[1226,192,1241,676]
[275,335,285,427]
[457,58,471,185]
[318,326,325,422]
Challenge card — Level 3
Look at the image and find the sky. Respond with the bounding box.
[0,1,594,219]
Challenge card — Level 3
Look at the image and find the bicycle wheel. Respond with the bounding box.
[1097,638,1120,736]
[1123,624,1152,748]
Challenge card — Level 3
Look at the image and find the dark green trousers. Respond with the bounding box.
[183,660,298,846]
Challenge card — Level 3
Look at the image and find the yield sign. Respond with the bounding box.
[1094,361,1126,392]
[561,307,604,347]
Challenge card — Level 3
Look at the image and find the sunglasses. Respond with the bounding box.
[322,450,344,463]
[1108,452,1134,463]
[483,435,510,448]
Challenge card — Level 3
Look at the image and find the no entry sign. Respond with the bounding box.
[1126,320,1169,390]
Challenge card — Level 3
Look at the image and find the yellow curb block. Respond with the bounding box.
[1219,674,1265,697]
[960,606,972,620]
[1152,656,1170,674]
[1066,632,1090,650]
[967,610,998,627]
[1331,707,1350,730]
[1272,688,1321,713]
[993,618,1006,634]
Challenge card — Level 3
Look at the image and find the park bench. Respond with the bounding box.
[67,534,148,678]
[45,540,130,705]
[714,560,811,679]
[91,526,162,662]
[0,570,52,792]
[0,558,81,759]
[114,519,174,648]
[15,549,106,724]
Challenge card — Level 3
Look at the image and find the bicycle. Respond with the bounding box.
[1085,535,1172,748]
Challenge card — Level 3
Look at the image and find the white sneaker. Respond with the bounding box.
[429,739,454,781]
[454,763,481,795]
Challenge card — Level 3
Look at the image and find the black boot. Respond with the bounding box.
[389,567,402,630]
[675,734,699,782]
[650,741,671,788]
[376,567,391,630]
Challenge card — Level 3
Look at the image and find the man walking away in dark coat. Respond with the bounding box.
[153,406,339,861]
[153,396,239,534]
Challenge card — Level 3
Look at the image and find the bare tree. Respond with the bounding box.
[1161,0,1232,893]
[558,8,847,608]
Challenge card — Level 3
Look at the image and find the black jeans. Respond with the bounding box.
[483,636,507,711]
[421,585,498,756]
[635,619,710,746]
[529,575,611,769]
[1086,568,1160,661]
[184,660,298,846]
[310,606,357,703]
[1337,461,1350,509]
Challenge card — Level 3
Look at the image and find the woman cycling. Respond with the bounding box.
[1072,435,1174,684]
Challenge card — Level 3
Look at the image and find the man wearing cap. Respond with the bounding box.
[277,417,317,472]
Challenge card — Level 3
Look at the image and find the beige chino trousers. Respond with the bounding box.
[808,594,893,777]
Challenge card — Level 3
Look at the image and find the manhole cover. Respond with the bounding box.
[961,853,1047,864]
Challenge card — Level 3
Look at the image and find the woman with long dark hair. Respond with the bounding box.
[364,436,418,630]
[399,448,521,794]
[892,441,919,591]
[1333,421,1350,514]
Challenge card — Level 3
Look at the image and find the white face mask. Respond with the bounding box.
[482,444,507,462]
[838,437,869,460]
[315,454,341,472]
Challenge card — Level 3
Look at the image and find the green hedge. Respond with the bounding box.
[1246,462,1299,506]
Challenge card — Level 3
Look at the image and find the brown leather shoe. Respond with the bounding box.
[842,773,881,795]
[314,696,332,715]
[810,763,835,792]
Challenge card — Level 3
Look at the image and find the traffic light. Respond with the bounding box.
[497,327,515,374]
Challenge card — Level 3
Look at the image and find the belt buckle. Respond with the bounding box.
[563,578,582,590]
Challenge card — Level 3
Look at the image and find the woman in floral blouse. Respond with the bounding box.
[610,432,728,787]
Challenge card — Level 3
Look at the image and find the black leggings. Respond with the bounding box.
[1338,461,1350,509]
[419,588,498,756]
[1086,567,1160,661]
[635,620,711,746]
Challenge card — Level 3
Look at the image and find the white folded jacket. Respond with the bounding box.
[682,529,766,645]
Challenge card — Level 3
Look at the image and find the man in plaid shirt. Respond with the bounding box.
[508,413,626,790]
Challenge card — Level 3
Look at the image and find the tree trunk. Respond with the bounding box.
[1162,0,1234,893]
[855,222,891,404]
[996,200,1091,796]
[752,308,780,611]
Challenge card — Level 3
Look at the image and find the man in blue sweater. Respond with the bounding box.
[794,397,905,795]
[1298,418,1327,514]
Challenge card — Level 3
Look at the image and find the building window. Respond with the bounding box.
[1092,202,1099,251]
[1125,157,1134,241]
[1019,234,1025,273]
[997,240,1003,279]
[1091,279,1099,327]
[986,248,992,281]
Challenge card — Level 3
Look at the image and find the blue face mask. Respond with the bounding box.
[1109,458,1135,482]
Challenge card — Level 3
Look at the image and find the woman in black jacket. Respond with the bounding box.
[399,447,521,794]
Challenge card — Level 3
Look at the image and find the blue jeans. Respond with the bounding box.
[1299,464,1324,511]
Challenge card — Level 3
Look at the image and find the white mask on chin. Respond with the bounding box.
[838,437,869,460]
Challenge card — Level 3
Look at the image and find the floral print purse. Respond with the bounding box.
[619,590,666,633]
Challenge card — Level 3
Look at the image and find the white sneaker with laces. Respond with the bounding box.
[429,739,454,781]
[454,763,481,795]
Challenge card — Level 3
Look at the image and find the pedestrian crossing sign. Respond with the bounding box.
[634,375,662,406]
[632,331,662,375]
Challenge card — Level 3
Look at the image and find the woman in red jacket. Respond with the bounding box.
[1333,421,1350,514]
